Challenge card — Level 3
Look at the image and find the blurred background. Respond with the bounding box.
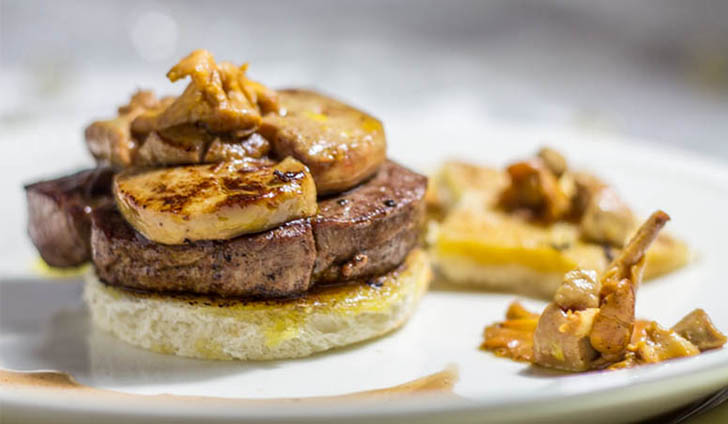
[2,0,728,159]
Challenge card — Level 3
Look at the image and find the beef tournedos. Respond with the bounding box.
[92,160,426,297]
[27,161,426,297]
[91,207,317,298]
[25,168,114,267]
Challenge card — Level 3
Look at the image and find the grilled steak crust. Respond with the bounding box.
[25,168,113,267]
[89,161,426,297]
[313,161,427,282]
[92,207,317,297]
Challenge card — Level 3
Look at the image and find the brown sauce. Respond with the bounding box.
[0,366,458,403]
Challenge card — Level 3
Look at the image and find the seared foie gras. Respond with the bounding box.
[113,157,317,244]
[261,89,387,195]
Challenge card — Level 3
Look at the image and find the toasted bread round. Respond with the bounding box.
[84,249,430,360]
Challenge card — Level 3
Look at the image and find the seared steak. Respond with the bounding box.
[89,161,426,297]
[92,206,317,297]
[313,161,427,281]
[25,168,113,267]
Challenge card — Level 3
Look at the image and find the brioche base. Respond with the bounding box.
[434,255,562,299]
[433,234,690,300]
[429,161,691,300]
[84,249,430,360]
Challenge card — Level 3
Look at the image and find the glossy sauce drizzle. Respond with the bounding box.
[0,366,458,403]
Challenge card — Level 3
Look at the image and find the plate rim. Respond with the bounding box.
[3,123,728,422]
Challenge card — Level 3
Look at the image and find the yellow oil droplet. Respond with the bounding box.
[361,117,382,133]
[304,111,328,122]
[264,316,303,348]
[193,338,226,359]
[33,257,89,278]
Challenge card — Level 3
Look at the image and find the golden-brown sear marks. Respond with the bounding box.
[118,161,304,215]
[113,157,318,244]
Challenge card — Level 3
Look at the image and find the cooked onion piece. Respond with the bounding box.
[113,157,317,244]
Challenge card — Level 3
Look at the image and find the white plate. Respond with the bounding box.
[2,118,728,423]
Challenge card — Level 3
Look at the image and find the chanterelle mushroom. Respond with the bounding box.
[672,309,728,351]
[537,147,568,177]
[554,269,600,311]
[579,186,635,248]
[499,158,571,222]
[85,90,169,168]
[498,147,636,247]
[149,49,279,134]
[484,209,726,372]
[588,210,669,361]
